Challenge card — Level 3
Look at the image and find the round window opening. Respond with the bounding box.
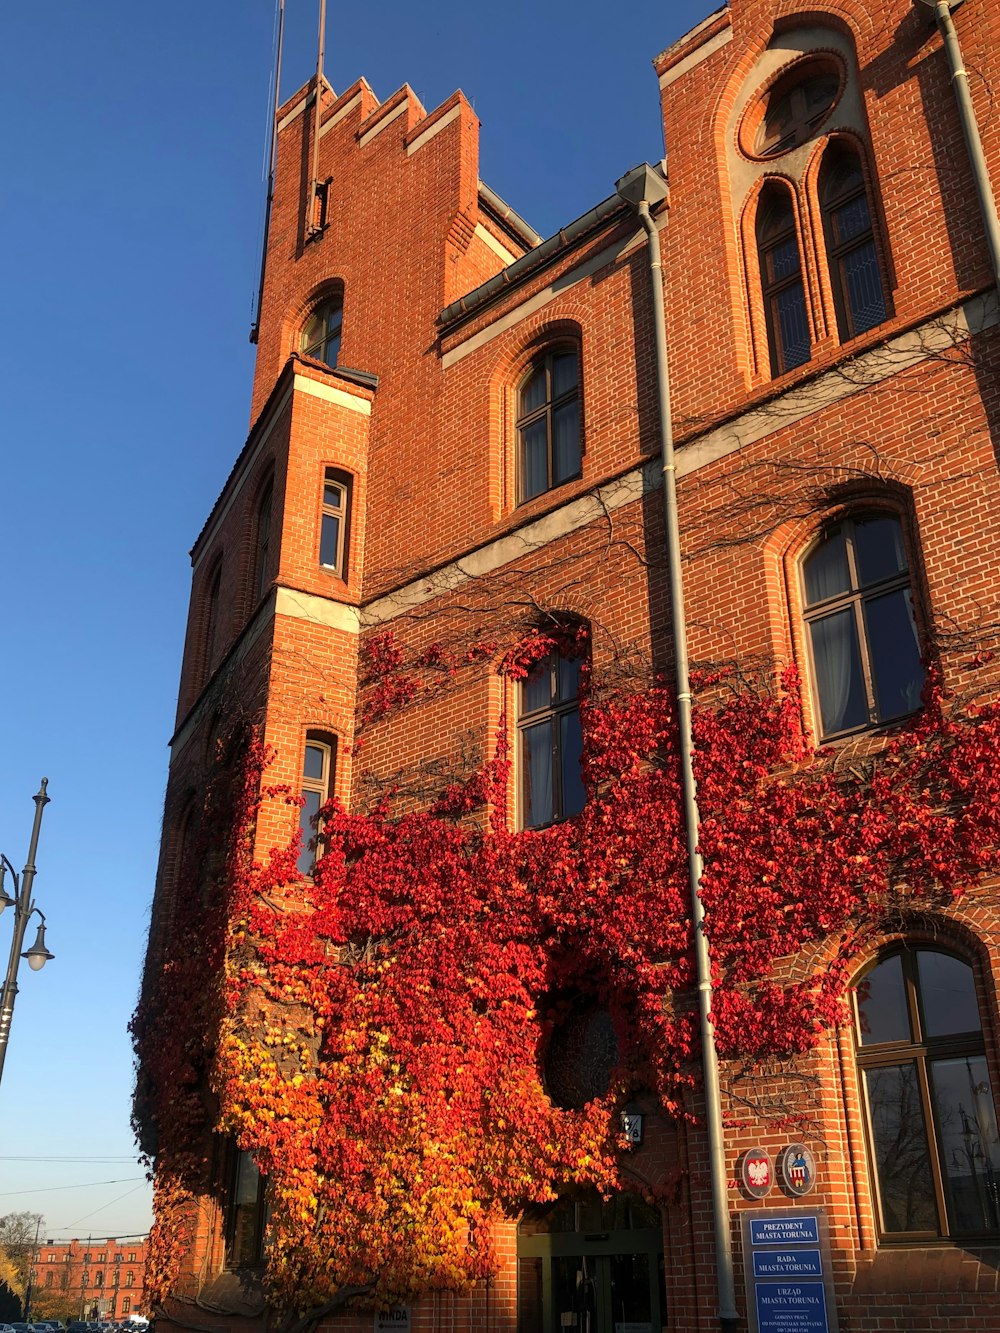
[543,1001,619,1110]
[742,57,845,160]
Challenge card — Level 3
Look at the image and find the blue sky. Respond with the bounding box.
[0,0,709,1247]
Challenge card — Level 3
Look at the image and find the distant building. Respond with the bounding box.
[34,1238,148,1321]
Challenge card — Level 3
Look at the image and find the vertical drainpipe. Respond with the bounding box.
[916,0,1000,289]
[615,162,740,1333]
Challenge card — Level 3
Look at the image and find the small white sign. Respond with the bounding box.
[375,1308,411,1333]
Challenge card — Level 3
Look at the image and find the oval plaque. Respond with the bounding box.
[741,1146,773,1198]
[781,1142,818,1196]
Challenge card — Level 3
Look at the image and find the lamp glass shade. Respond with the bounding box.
[22,922,54,971]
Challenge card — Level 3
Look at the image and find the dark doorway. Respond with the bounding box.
[517,1195,666,1333]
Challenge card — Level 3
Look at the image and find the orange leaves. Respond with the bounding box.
[135,652,1000,1316]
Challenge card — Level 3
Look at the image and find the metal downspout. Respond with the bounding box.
[616,165,740,1332]
[925,0,1000,289]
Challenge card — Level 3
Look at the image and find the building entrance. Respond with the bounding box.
[517,1195,666,1333]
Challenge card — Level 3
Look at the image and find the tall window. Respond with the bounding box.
[820,145,887,341]
[301,297,343,369]
[519,652,585,829]
[253,480,273,604]
[125,1272,134,1288]
[204,561,222,677]
[757,187,810,376]
[122,1299,131,1315]
[517,348,581,503]
[319,469,350,577]
[299,734,336,875]
[225,1148,268,1268]
[855,946,1000,1239]
[801,512,923,739]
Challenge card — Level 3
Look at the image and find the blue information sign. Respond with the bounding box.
[754,1282,828,1333]
[752,1250,823,1279]
[749,1216,820,1246]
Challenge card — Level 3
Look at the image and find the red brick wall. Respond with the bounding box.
[145,0,1000,1329]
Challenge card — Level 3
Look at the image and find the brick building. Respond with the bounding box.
[34,1238,147,1321]
[137,2,1000,1332]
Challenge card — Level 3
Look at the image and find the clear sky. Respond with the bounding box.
[0,0,710,1245]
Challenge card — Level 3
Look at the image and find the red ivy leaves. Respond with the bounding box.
[134,649,1000,1315]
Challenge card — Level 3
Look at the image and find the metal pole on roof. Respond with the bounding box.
[250,0,285,344]
[615,162,740,1333]
[307,0,328,238]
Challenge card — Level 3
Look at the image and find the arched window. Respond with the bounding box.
[125,1272,134,1288]
[756,187,810,377]
[301,297,343,369]
[203,560,223,679]
[801,511,923,739]
[253,479,273,604]
[299,733,336,875]
[820,145,887,341]
[517,347,581,503]
[752,60,842,159]
[319,468,350,577]
[518,651,585,828]
[855,946,1000,1238]
[122,1299,131,1315]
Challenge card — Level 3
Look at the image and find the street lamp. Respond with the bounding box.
[0,780,53,1088]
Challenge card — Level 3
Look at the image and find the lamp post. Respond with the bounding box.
[0,780,54,1088]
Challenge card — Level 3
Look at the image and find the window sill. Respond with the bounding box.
[853,1242,1000,1295]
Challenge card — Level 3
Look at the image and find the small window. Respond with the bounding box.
[204,561,222,677]
[518,651,585,829]
[757,186,810,377]
[301,297,343,369]
[820,145,887,341]
[855,946,1000,1239]
[801,512,923,739]
[225,1148,268,1268]
[319,469,350,577]
[127,1252,135,1262]
[752,60,843,159]
[299,734,336,876]
[253,480,274,604]
[517,348,581,503]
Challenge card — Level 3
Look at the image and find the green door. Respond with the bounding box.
[517,1196,667,1333]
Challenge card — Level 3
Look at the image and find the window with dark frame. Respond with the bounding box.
[253,480,273,604]
[319,469,349,577]
[298,734,336,876]
[756,187,811,377]
[204,561,222,678]
[820,144,888,342]
[855,946,1000,1239]
[801,511,923,740]
[301,297,343,369]
[122,1299,131,1315]
[225,1147,268,1269]
[753,63,842,158]
[517,348,581,504]
[518,651,585,829]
